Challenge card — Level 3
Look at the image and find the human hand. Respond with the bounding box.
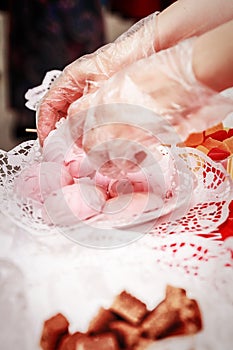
[67,37,233,177]
[37,12,158,144]
[37,0,233,145]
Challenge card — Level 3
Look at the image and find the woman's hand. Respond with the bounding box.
[37,0,233,145]
[67,26,233,176]
[37,12,158,144]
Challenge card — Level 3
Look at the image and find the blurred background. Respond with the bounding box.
[0,0,173,151]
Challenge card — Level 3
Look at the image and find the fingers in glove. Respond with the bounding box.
[37,13,158,145]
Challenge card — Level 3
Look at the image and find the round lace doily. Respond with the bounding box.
[0,140,232,245]
[21,70,233,241]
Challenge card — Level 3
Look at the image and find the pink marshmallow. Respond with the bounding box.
[102,192,163,225]
[66,156,94,179]
[42,180,106,226]
[93,171,111,194]
[15,162,74,203]
[108,171,149,198]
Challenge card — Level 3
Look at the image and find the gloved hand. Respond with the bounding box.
[66,37,233,177]
[37,12,158,144]
[37,0,233,145]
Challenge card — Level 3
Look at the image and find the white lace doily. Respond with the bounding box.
[1,216,233,350]
[0,139,232,245]
[0,152,232,347]
[25,70,61,113]
[0,71,233,350]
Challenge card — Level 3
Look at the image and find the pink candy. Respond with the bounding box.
[43,180,106,225]
[15,162,74,203]
[15,117,177,227]
[102,192,163,225]
[108,171,149,197]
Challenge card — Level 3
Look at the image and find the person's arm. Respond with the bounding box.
[192,19,233,92]
[156,0,233,50]
[37,0,233,144]
[65,20,233,177]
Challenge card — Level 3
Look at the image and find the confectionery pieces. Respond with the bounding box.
[75,333,119,350]
[88,308,117,334]
[109,321,142,348]
[141,300,180,339]
[206,148,230,161]
[40,285,203,350]
[184,124,233,163]
[142,285,202,339]
[15,162,74,203]
[14,106,180,228]
[59,333,119,350]
[40,313,69,350]
[109,291,148,325]
[133,338,153,350]
[13,117,233,228]
[184,132,204,147]
[42,181,106,225]
[57,332,84,350]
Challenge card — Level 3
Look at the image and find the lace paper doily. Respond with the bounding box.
[1,64,233,350]
[0,127,232,350]
[19,69,233,242]
[150,147,232,238]
[1,216,233,350]
[25,70,61,113]
[0,140,232,244]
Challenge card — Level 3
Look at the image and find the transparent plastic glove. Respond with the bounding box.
[37,0,233,145]
[37,12,158,144]
[67,38,233,177]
